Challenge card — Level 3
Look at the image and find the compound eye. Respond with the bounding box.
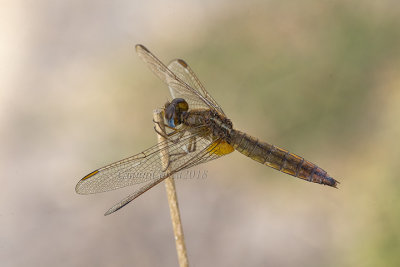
[164,98,189,128]
[164,103,172,120]
[176,99,189,112]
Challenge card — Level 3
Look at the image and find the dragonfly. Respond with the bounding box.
[76,44,339,215]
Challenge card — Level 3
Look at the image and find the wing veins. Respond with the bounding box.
[135,44,223,115]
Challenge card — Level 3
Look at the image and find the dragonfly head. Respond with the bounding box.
[164,98,189,128]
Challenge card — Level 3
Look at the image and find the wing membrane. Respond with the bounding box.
[76,126,224,195]
[135,44,225,115]
[104,138,226,215]
[167,59,225,115]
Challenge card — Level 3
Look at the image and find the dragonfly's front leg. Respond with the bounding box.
[153,118,182,140]
[187,135,196,152]
[162,136,197,171]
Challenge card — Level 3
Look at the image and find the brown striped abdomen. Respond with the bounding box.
[230,130,338,187]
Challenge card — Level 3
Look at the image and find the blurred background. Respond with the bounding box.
[1,0,400,266]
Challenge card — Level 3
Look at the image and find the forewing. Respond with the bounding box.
[75,127,227,195]
[76,141,167,194]
[135,44,224,115]
[103,138,231,215]
[167,59,225,115]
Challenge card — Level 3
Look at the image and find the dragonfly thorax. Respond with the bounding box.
[208,114,233,140]
[182,109,233,140]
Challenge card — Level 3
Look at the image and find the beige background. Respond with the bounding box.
[1,1,400,266]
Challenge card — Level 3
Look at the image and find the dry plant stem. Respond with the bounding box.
[153,109,189,267]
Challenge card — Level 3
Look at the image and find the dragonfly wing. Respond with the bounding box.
[135,44,224,115]
[104,175,167,215]
[76,145,163,194]
[75,125,232,195]
[76,128,200,194]
[167,59,225,115]
[104,137,234,215]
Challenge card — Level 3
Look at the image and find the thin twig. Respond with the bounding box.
[153,109,189,267]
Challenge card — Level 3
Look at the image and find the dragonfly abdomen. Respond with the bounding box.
[230,130,338,187]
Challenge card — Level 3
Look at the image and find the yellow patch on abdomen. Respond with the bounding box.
[208,140,234,156]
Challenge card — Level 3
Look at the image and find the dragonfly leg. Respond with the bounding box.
[152,118,179,131]
[153,119,186,140]
[162,151,188,171]
[152,118,176,131]
[162,136,197,172]
[163,124,178,131]
[153,125,182,140]
[154,126,170,139]
[187,136,197,152]
[158,127,187,144]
